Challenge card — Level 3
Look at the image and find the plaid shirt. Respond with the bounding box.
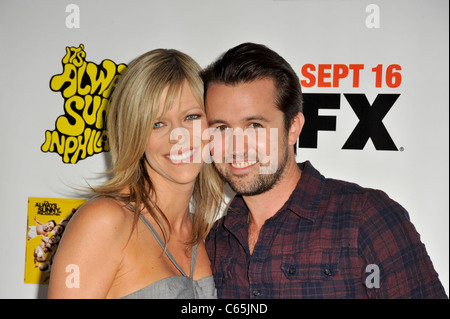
[206,161,447,299]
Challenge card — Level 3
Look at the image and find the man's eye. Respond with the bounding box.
[215,125,227,131]
[249,123,263,128]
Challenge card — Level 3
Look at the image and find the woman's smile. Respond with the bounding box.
[165,147,198,164]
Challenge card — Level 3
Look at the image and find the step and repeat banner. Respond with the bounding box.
[0,0,448,298]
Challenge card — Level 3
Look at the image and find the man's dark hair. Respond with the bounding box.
[200,42,303,132]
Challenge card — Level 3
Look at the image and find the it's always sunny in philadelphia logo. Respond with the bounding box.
[41,45,126,164]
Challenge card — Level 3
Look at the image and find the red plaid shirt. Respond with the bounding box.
[206,161,447,299]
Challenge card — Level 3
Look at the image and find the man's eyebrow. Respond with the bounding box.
[207,118,227,126]
[244,115,269,123]
[208,115,269,126]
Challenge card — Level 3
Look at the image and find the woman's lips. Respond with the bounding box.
[165,148,197,163]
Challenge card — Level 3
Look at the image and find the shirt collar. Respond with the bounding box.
[224,161,325,230]
[285,161,325,221]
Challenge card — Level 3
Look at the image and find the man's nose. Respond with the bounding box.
[224,128,249,162]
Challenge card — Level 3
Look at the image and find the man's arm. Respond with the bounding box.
[358,189,447,298]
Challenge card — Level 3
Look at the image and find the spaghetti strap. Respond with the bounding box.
[190,243,197,279]
[119,202,216,299]
[138,214,193,277]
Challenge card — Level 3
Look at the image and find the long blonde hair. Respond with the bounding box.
[94,48,224,245]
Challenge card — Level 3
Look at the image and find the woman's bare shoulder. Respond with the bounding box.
[76,196,132,220]
[48,196,135,298]
[65,196,135,242]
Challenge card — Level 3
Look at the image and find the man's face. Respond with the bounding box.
[205,78,291,196]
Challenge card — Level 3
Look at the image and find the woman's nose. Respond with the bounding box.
[169,126,189,145]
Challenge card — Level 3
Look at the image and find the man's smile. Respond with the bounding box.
[230,161,257,169]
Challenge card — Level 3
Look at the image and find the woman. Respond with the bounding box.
[48,49,224,298]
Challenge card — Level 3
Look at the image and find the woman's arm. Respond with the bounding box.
[48,198,131,298]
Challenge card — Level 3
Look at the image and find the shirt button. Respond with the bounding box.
[324,267,333,277]
[252,289,261,297]
[289,266,296,275]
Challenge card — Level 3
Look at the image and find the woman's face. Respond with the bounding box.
[144,80,206,188]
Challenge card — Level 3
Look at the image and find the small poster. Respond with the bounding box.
[24,197,86,284]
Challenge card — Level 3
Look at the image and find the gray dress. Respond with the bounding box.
[121,213,217,299]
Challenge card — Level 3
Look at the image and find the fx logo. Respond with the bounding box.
[299,93,400,150]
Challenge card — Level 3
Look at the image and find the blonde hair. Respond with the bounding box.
[94,48,224,245]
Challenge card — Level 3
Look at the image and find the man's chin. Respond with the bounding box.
[225,172,278,196]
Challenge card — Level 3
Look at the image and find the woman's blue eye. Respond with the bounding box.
[186,114,200,120]
[153,122,163,129]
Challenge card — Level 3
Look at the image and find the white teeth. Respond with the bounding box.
[231,161,257,169]
[167,149,195,162]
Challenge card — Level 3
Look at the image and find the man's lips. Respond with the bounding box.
[230,161,257,169]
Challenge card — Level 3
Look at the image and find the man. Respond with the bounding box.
[201,42,447,298]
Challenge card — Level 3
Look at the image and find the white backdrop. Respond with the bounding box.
[0,0,448,298]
